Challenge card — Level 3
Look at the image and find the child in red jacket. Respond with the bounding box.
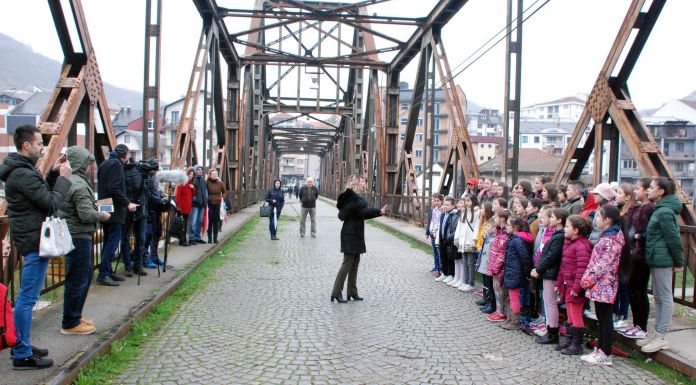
[556,215,593,355]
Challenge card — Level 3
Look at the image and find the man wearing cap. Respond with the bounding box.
[96,144,138,286]
[588,182,615,245]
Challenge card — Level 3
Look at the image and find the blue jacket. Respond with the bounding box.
[265,187,285,211]
[503,231,534,289]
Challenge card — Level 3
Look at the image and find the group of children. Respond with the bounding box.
[425,175,685,366]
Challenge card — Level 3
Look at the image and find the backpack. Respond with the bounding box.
[1,283,16,350]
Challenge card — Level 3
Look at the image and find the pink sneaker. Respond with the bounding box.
[473,288,484,297]
[486,312,507,322]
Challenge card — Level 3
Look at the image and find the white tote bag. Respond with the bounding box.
[39,216,75,258]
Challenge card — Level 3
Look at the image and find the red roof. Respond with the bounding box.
[478,148,561,174]
[126,111,160,131]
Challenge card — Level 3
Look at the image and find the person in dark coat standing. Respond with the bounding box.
[0,125,73,370]
[265,179,285,240]
[189,165,208,244]
[298,177,319,237]
[331,175,387,303]
[97,144,138,286]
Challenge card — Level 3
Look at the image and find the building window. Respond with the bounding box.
[434,103,440,114]
[148,119,154,129]
[417,118,424,126]
[400,133,405,140]
[416,133,423,142]
[677,142,684,152]
[415,149,423,157]
[478,123,483,129]
[171,111,180,125]
[297,159,303,164]
[433,149,439,159]
[488,144,492,148]
[676,162,684,172]
[480,156,484,161]
[488,156,492,160]
[534,136,540,144]
[480,144,485,148]
[415,164,422,172]
[401,103,409,110]
[124,134,130,144]
[433,135,439,145]
[433,119,440,131]
[522,136,528,144]
[400,117,408,125]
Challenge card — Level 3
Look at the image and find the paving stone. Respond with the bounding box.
[113,199,668,385]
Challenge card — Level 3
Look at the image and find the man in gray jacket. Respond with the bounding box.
[299,177,319,237]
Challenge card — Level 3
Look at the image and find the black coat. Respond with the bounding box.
[97,152,129,224]
[439,210,459,246]
[0,153,72,255]
[299,185,319,208]
[337,189,381,255]
[534,229,565,280]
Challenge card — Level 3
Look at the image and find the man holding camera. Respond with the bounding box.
[96,144,138,286]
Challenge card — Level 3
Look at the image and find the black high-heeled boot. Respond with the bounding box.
[331,294,347,303]
[347,294,363,301]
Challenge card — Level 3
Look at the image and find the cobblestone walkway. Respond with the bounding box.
[115,199,666,385]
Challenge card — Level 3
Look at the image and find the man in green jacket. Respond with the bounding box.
[639,177,684,353]
[58,147,111,335]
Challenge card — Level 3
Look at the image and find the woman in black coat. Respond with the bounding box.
[265,179,285,240]
[331,175,387,303]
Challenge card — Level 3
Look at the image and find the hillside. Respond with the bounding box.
[0,32,142,107]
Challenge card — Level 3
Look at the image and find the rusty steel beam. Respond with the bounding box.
[142,0,162,161]
[219,8,424,26]
[389,0,469,73]
[502,0,523,185]
[37,0,116,177]
[191,0,241,65]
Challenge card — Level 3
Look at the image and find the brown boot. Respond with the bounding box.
[500,312,520,330]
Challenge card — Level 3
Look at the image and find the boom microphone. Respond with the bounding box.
[156,169,189,185]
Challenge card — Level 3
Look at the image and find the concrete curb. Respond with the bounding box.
[43,210,258,385]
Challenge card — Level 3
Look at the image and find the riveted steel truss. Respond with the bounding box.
[38,0,117,175]
[553,0,696,274]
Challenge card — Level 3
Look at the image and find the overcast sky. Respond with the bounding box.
[3,0,695,110]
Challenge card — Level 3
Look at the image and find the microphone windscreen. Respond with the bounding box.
[156,170,189,185]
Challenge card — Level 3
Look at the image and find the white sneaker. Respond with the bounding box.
[458,283,469,291]
[534,327,547,337]
[447,278,460,287]
[435,274,446,282]
[641,335,669,353]
[442,276,454,284]
[613,319,628,331]
[581,348,613,366]
[636,330,654,347]
[462,284,474,292]
[583,309,597,320]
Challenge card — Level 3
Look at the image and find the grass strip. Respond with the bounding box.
[367,220,432,253]
[72,217,259,385]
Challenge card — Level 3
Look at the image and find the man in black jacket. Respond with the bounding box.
[96,144,137,286]
[0,125,72,370]
[189,165,208,244]
[298,177,319,237]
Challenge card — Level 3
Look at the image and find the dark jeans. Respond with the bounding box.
[332,253,360,297]
[483,274,496,309]
[207,203,221,240]
[180,213,189,244]
[143,220,159,263]
[628,258,650,330]
[99,222,123,278]
[121,217,144,270]
[613,282,629,318]
[12,251,48,359]
[438,242,455,277]
[595,301,615,356]
[63,238,93,329]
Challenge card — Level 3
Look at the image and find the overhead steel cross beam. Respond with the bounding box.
[191,0,241,65]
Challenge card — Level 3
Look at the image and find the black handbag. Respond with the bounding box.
[260,204,273,218]
[169,212,186,239]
